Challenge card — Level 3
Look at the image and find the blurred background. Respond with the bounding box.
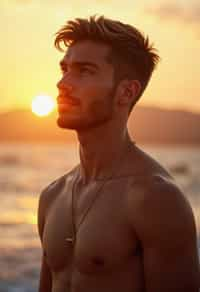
[0,0,200,291]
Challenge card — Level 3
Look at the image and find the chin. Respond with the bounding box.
[57,116,78,130]
[57,115,110,132]
[57,116,90,131]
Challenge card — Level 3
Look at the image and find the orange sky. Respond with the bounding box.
[1,0,200,113]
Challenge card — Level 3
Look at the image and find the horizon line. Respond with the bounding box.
[1,105,200,116]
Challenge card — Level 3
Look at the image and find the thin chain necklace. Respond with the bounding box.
[65,141,134,246]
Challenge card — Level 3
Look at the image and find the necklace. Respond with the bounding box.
[65,141,134,246]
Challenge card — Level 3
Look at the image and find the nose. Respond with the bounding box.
[56,73,74,93]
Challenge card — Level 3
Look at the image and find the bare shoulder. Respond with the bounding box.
[127,173,197,249]
[37,165,78,240]
[129,144,173,178]
[126,146,200,290]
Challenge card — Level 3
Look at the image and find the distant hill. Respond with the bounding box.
[0,106,200,144]
[128,106,200,145]
[0,110,76,143]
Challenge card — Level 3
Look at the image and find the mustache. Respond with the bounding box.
[57,94,80,106]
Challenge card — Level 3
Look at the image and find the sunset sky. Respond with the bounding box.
[1,0,200,114]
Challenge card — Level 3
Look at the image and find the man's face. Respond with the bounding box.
[56,40,118,131]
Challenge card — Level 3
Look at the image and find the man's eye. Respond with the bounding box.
[60,67,93,75]
[60,67,67,74]
[80,67,93,74]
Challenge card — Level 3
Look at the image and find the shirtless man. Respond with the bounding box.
[37,15,200,292]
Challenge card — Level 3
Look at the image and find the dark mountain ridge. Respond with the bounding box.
[0,106,199,144]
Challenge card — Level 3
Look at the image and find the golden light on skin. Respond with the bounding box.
[31,94,55,117]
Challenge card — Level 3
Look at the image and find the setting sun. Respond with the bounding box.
[31,94,55,117]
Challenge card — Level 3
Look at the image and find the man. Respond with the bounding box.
[37,15,200,292]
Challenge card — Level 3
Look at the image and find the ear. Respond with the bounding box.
[117,80,142,106]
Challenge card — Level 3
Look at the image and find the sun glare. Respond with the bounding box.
[31,94,55,117]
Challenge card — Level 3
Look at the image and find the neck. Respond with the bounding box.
[77,124,134,184]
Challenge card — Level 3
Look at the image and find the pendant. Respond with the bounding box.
[65,237,75,245]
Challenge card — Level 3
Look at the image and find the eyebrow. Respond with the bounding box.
[59,60,99,71]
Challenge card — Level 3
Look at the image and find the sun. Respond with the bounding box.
[31,94,55,117]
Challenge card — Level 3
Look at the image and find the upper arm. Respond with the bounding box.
[37,173,72,291]
[130,177,200,292]
[37,179,60,242]
[37,189,52,292]
[39,254,52,292]
[37,190,46,243]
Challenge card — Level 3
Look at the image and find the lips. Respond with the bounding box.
[57,95,80,113]
[57,95,80,106]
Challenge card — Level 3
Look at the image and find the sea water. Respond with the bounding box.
[0,143,199,292]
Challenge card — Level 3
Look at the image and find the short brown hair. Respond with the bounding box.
[54,15,160,112]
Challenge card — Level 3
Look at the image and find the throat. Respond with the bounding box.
[79,140,135,183]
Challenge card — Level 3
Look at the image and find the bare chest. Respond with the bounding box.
[42,178,140,274]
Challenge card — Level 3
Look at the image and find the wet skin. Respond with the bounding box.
[38,145,200,292]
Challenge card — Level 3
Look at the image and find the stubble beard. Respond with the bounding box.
[57,85,117,132]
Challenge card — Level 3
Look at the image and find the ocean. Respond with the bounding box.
[0,143,199,292]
